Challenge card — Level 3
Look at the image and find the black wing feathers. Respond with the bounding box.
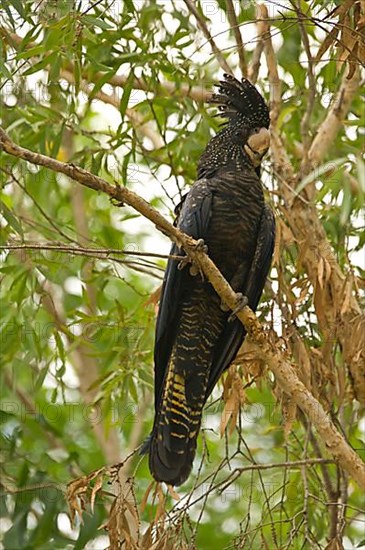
[153,181,213,407]
[204,204,275,399]
[243,204,275,311]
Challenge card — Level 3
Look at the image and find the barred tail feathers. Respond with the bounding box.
[148,290,224,486]
[149,360,205,486]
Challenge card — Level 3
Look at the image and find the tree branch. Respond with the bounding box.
[0,243,171,280]
[258,4,281,128]
[247,5,267,83]
[308,66,360,167]
[182,0,232,73]
[1,126,364,489]
[0,243,178,261]
[225,0,248,77]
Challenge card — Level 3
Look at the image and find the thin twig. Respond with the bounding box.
[1,244,165,280]
[171,458,337,517]
[1,167,77,243]
[0,243,182,261]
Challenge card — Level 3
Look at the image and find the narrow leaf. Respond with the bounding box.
[295,158,348,195]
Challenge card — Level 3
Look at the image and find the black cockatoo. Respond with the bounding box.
[142,74,275,486]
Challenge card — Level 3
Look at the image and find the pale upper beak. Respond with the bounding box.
[244,127,270,167]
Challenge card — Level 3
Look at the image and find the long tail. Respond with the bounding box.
[147,360,207,486]
[144,287,225,486]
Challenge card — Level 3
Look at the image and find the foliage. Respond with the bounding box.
[0,1,364,549]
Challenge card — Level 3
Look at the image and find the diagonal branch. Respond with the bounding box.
[1,126,364,489]
[247,5,267,83]
[225,0,248,77]
[258,4,281,128]
[308,66,360,167]
[182,0,232,73]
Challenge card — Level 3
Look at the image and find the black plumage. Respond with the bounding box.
[143,74,275,486]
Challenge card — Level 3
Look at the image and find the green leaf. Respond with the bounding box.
[119,71,135,118]
[88,70,115,97]
[34,366,50,393]
[73,56,81,96]
[16,44,44,60]
[22,51,58,76]
[0,200,24,238]
[124,0,135,12]
[6,0,24,18]
[295,158,348,195]
[340,180,352,226]
[0,0,16,26]
[50,121,65,157]
[82,15,113,30]
[356,156,365,193]
[0,41,12,79]
[54,332,65,363]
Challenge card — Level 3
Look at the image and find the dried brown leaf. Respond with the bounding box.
[324,257,332,285]
[325,536,345,550]
[340,276,353,315]
[66,477,88,526]
[274,219,295,270]
[220,391,237,437]
[348,60,358,80]
[220,367,246,436]
[140,481,155,514]
[154,483,166,523]
[317,256,325,289]
[342,313,365,404]
[332,0,355,17]
[107,497,124,550]
[124,498,139,524]
[337,13,362,71]
[66,467,107,527]
[141,525,153,549]
[104,489,139,550]
[144,284,162,309]
[272,217,281,266]
[315,26,339,63]
[294,281,310,306]
[222,366,234,402]
[235,339,266,380]
[357,14,365,29]
[90,473,104,514]
[167,484,180,501]
[283,398,297,440]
